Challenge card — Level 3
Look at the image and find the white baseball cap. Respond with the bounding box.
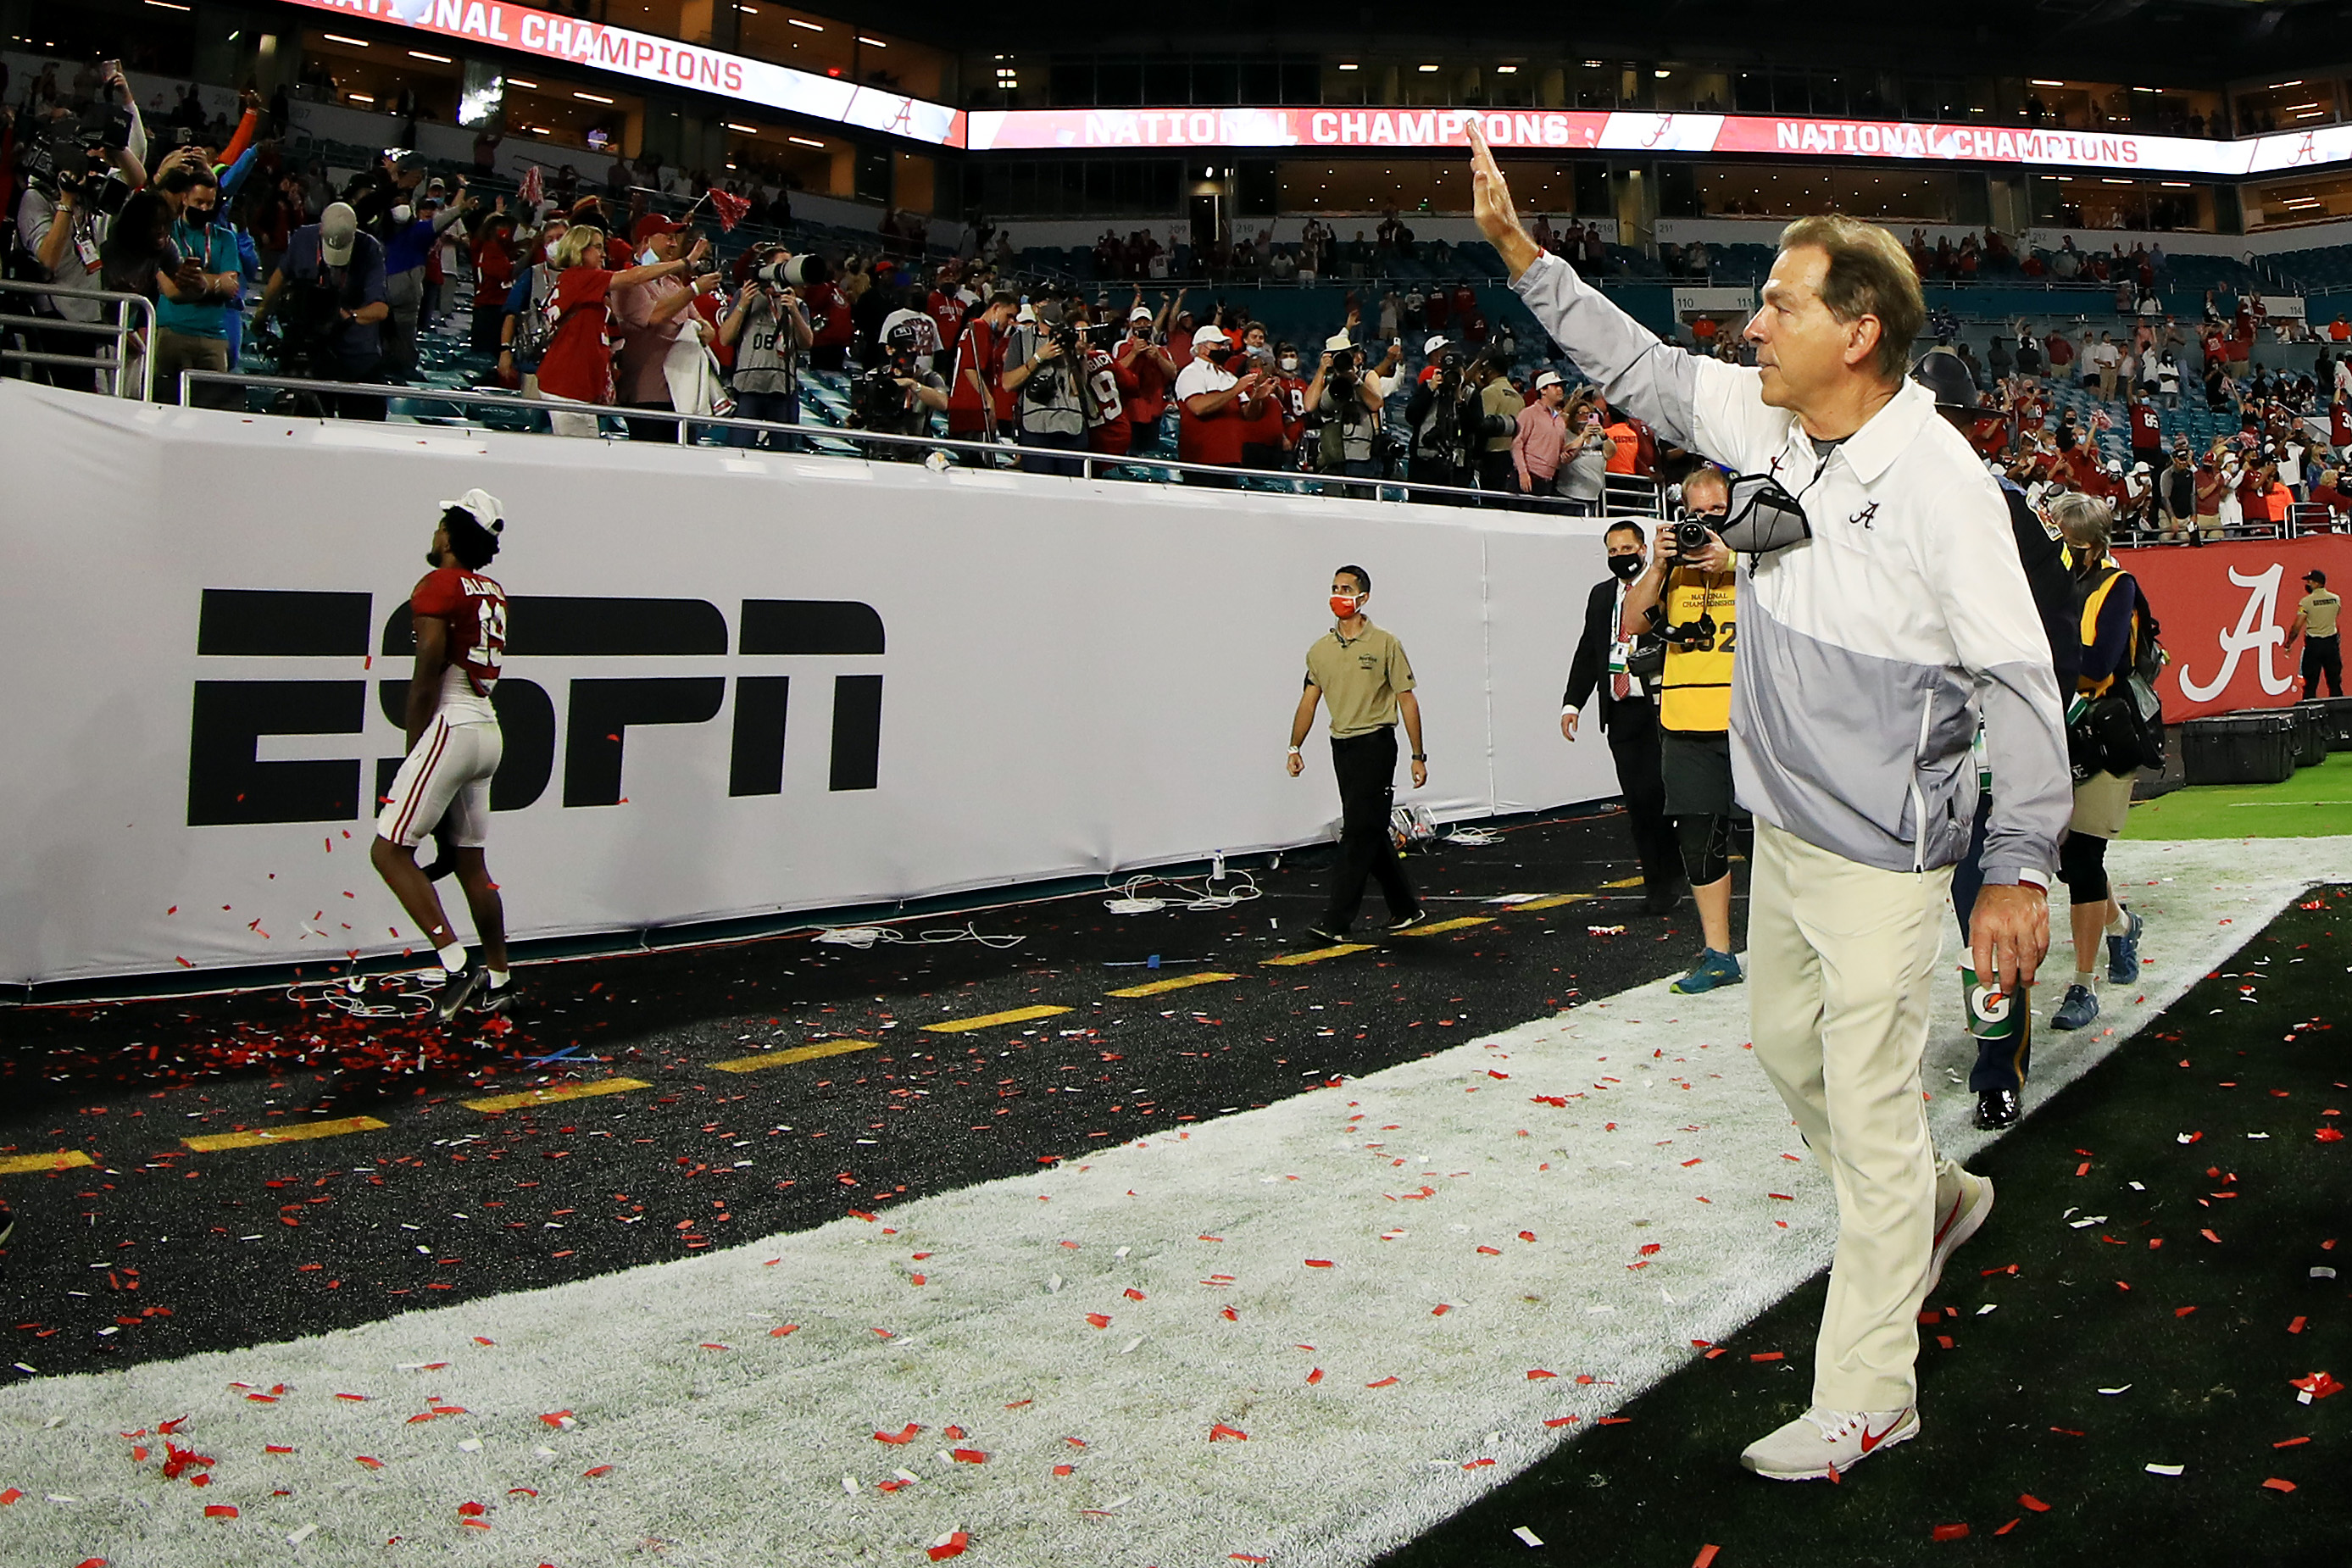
[1533,370,1563,391]
[1423,335,1450,358]
[1193,323,1228,347]
[439,487,506,534]
[1128,304,1154,322]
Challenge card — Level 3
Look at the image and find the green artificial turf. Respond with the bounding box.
[1376,887,2352,1568]
[2132,752,2352,842]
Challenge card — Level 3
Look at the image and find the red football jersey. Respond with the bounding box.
[411,566,508,702]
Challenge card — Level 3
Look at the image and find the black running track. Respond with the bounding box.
[2,807,1700,1381]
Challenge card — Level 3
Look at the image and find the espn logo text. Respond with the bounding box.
[187,589,884,826]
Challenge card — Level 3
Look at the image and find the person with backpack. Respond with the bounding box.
[2045,490,2150,1033]
[498,213,568,399]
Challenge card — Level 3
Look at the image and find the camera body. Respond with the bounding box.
[1672,518,1715,555]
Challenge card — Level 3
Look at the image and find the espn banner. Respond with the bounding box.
[0,384,1623,988]
[2117,536,2352,721]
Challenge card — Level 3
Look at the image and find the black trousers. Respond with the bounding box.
[1325,727,1418,931]
[1604,702,1679,892]
[2305,633,2344,699]
[1949,791,2029,1094]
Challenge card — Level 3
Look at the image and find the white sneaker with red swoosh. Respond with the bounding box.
[1740,1405,1920,1481]
[1927,1170,1994,1297]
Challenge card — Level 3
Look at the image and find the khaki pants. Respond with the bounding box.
[151,327,234,408]
[1748,818,1969,1412]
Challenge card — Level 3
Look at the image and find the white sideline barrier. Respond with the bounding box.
[0,382,1621,987]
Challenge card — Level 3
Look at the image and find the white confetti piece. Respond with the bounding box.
[1513,1526,1546,1548]
[2129,1182,2145,1191]
[457,1437,482,1452]
[2098,1385,2132,1396]
[286,1523,317,1544]
[2246,1132,2270,1140]
[2313,1267,2338,1280]
[1977,1304,1998,1315]
[2145,1463,2183,1476]
[1120,1337,1144,1354]
[843,1475,859,1493]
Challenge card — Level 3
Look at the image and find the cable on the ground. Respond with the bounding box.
[1441,826,1504,846]
[1103,870,1264,915]
[286,969,447,1019]
[812,922,1025,950]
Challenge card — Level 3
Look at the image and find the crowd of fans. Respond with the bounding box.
[5,55,2350,531]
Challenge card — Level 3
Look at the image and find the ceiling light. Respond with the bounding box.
[1418,64,1439,72]
[1654,69,1671,79]
[1584,60,1603,68]
[2101,177,2130,185]
[2029,79,2064,88]
[1337,63,1359,70]
[787,16,823,30]
[725,121,758,133]
[575,91,614,103]
[2297,110,2326,120]
[2132,86,2157,94]
[324,32,370,45]
[2269,80,2302,89]
[858,35,886,46]
[528,125,548,135]
[2283,102,2322,112]
[408,49,451,62]
[348,92,374,102]
[1496,64,1518,75]
[787,135,826,148]
[737,3,756,9]
[508,78,537,88]
[2160,181,2192,188]
[143,1,192,10]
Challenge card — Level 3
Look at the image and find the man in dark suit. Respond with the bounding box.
[1562,520,1680,914]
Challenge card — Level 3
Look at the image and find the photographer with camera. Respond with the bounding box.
[254,201,390,419]
[1477,353,1525,498]
[846,318,948,458]
[11,61,145,394]
[1620,466,1746,993]
[1007,304,1087,475]
[1406,336,1515,503]
[1315,336,1390,498]
[716,245,815,451]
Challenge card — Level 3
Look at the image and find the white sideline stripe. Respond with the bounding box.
[0,839,2333,1568]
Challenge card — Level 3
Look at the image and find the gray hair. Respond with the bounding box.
[2045,489,2114,553]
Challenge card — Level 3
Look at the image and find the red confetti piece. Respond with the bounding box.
[2176,1306,2199,1317]
[2020,1493,2050,1512]
[698,1343,731,1351]
[354,1455,383,1470]
[537,1410,574,1428]
[1085,1313,1111,1330]
[769,1324,799,1337]
[1543,1415,1579,1428]
[1932,1523,1971,1542]
[943,1426,966,1441]
[1304,1259,1335,1269]
[457,1501,487,1517]
[507,1487,538,1497]
[2075,1162,2091,1176]
[1432,1304,1452,1316]
[1306,1368,1324,1385]
[875,1425,924,1444]
[1638,1243,1662,1256]
[1519,1230,1537,1243]
[1054,1464,1074,1477]
[926,1530,970,1561]
[581,1465,614,1477]
[950,1448,988,1465]
[1221,1306,1239,1321]
[1767,1193,1795,1201]
[2290,1371,2344,1398]
[1995,1519,2021,1536]
[1597,1417,1632,1426]
[1208,1424,1249,1442]
[1365,1376,1399,1388]
[1692,1547,1721,1568]
[1124,1288,1146,1301]
[1680,1157,1703,1167]
[2263,1478,2298,1493]
[2200,1229,2223,1244]
[2318,1127,2344,1143]
[1526,1369,1558,1380]
[472,1337,494,1346]
[1749,1352,1784,1362]
[1476,1246,1502,1256]
[2275,1437,2310,1448]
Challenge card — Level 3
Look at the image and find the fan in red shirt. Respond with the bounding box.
[370,489,516,1025]
[948,291,1018,439]
[533,224,707,431]
[470,213,519,353]
[1081,328,1140,457]
[1116,302,1180,455]
[924,272,968,376]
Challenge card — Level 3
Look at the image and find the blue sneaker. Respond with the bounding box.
[1671,948,1743,994]
[2105,909,2143,985]
[2051,982,2101,1031]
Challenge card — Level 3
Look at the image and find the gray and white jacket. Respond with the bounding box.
[1514,252,2067,888]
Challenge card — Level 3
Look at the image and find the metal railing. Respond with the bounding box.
[173,370,1665,517]
[0,278,157,401]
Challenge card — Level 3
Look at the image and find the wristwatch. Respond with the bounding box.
[1412,753,1427,761]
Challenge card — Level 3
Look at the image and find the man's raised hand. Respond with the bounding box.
[1465,122,1540,281]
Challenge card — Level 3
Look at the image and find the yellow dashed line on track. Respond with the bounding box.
[1393,916,1494,937]
[0,1149,97,1176]
[1507,893,1597,912]
[711,1037,884,1073]
[1106,971,1241,998]
[464,1078,650,1114]
[183,1115,389,1153]
[1263,943,1377,967]
[923,1004,1072,1034]
[1599,876,1645,889]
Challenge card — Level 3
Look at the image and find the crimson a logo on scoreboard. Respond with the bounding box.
[185,590,884,827]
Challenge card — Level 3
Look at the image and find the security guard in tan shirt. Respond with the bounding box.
[2288,567,2344,699]
[1287,564,1430,941]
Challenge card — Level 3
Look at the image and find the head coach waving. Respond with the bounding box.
[1466,125,2070,1483]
